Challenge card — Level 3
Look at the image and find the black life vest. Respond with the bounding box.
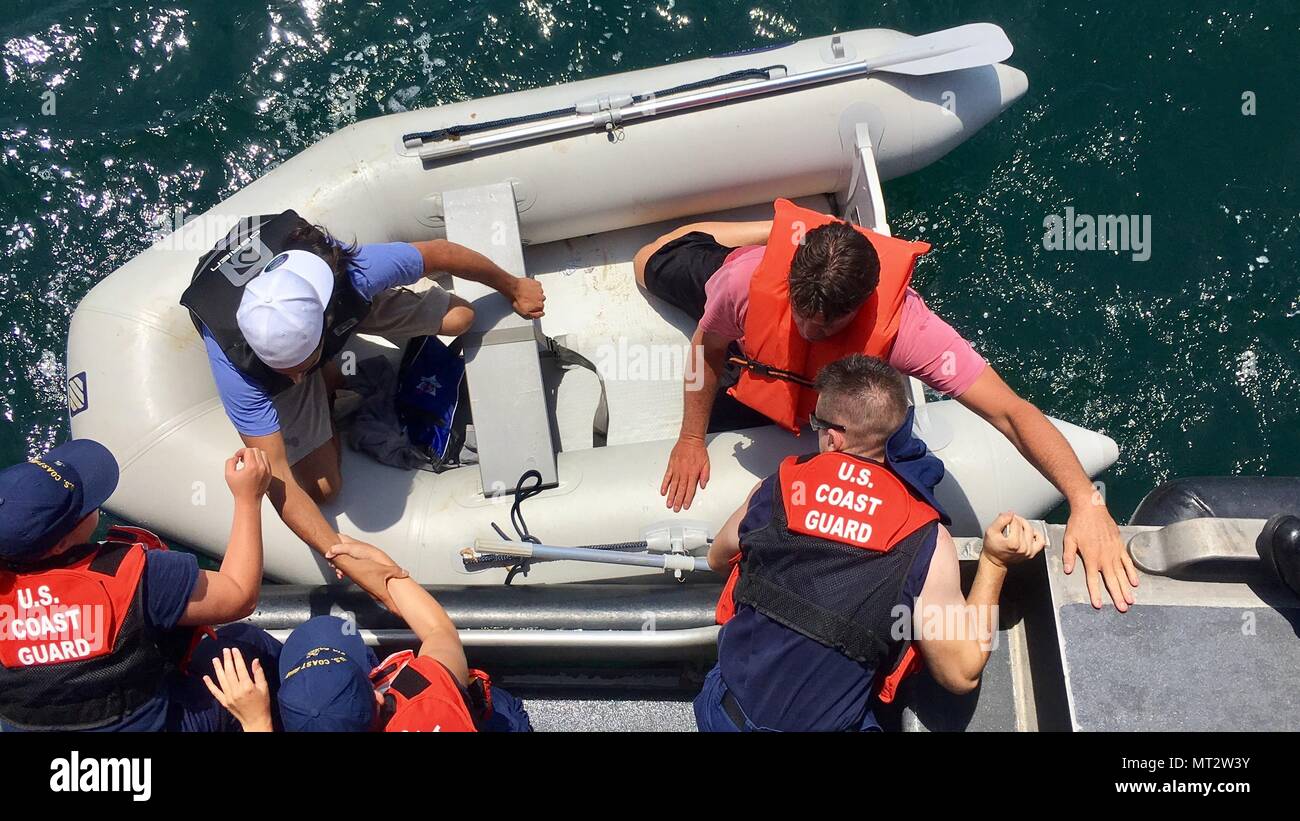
[0,527,196,730]
[179,210,371,396]
[717,451,941,685]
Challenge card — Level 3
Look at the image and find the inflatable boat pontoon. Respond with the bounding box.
[68,25,1120,596]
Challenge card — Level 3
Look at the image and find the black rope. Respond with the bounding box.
[509,470,545,544]
[401,65,785,144]
[635,65,782,102]
[467,470,656,582]
[409,105,579,143]
[502,470,544,585]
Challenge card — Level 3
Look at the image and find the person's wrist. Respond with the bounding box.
[367,550,399,569]
[1067,486,1106,511]
[384,566,410,584]
[979,551,1010,572]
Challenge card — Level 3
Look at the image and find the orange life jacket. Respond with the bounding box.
[728,199,931,432]
[0,526,203,729]
[370,649,494,732]
[714,451,941,703]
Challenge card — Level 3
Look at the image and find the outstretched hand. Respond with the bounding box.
[203,647,274,733]
[1064,500,1137,612]
[661,436,710,512]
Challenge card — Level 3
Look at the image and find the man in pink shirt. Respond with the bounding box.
[634,215,1137,613]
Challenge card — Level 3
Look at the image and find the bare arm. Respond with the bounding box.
[958,367,1097,505]
[957,367,1136,611]
[912,527,1000,694]
[240,430,339,555]
[410,239,544,320]
[180,448,270,626]
[397,579,469,686]
[634,220,773,284]
[325,541,469,685]
[707,483,760,574]
[681,328,729,443]
[662,327,730,511]
[915,515,1045,693]
[239,431,399,609]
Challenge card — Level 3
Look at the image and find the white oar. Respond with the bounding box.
[415,24,1014,161]
[857,22,1013,76]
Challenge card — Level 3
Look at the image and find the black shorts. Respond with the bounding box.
[642,231,770,432]
[642,231,734,321]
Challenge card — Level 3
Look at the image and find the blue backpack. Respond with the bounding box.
[396,336,467,470]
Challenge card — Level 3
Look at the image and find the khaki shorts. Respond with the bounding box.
[274,285,453,465]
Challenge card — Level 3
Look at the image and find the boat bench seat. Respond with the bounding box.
[443,182,558,493]
[525,196,835,451]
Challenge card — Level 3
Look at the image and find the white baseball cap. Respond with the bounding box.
[235,250,336,370]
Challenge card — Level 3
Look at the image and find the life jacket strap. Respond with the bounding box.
[464,668,495,728]
[727,353,815,389]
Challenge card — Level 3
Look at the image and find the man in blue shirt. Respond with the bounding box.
[0,439,282,731]
[184,217,545,583]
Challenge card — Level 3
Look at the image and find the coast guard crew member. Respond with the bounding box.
[231,539,532,732]
[0,440,283,731]
[696,355,1045,731]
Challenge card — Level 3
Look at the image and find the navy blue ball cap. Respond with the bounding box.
[278,615,379,732]
[0,439,119,562]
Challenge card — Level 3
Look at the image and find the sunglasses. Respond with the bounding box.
[808,411,846,433]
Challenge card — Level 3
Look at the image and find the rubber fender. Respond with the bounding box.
[1257,514,1300,597]
[1129,477,1300,526]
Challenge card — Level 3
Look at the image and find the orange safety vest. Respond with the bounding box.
[0,526,208,729]
[370,649,494,732]
[728,199,931,432]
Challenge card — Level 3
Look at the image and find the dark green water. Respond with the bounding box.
[1,2,1296,520]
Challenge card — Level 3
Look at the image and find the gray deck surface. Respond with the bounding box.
[511,628,1022,732]
[896,628,1020,732]
[526,698,698,732]
[1061,603,1300,731]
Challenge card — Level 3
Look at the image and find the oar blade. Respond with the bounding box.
[869,23,1014,76]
